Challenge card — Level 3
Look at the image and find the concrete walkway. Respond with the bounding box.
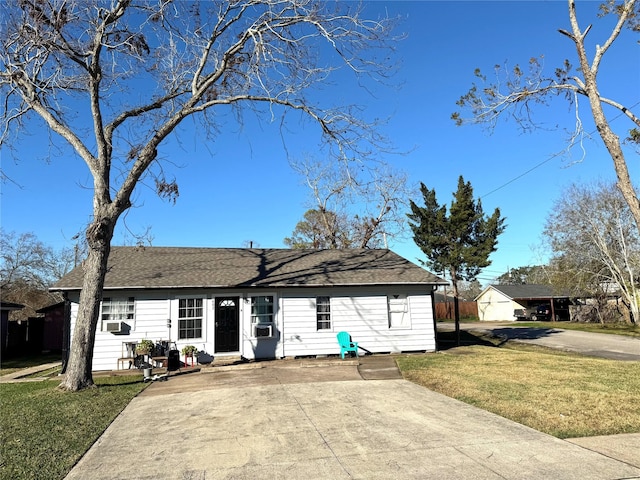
[0,361,62,383]
[65,357,640,480]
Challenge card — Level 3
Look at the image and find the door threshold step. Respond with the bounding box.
[211,355,244,366]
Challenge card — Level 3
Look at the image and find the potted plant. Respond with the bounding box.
[181,345,198,367]
[135,339,156,378]
[181,345,198,356]
[136,339,155,356]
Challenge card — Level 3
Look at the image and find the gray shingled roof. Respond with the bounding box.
[53,247,446,290]
[490,284,569,300]
[1,301,25,310]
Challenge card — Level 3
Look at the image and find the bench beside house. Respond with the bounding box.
[52,247,447,371]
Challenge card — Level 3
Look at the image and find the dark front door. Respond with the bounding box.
[214,297,240,353]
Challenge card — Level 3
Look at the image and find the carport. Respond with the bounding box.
[475,285,571,321]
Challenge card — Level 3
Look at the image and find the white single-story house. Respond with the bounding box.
[53,247,447,371]
[475,284,571,321]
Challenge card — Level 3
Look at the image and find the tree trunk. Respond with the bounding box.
[59,215,116,391]
[570,0,640,233]
[587,100,640,233]
[583,90,640,325]
[626,292,638,325]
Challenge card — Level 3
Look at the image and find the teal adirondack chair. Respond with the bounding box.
[337,331,359,359]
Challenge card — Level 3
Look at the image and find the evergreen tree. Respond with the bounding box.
[408,176,505,343]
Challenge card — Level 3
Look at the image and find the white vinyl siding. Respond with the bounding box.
[69,292,171,371]
[281,296,335,357]
[68,285,436,370]
[281,287,435,357]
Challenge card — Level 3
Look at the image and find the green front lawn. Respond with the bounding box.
[0,352,63,376]
[0,376,147,480]
[397,340,640,439]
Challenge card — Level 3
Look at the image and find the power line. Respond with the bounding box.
[481,153,561,199]
[480,100,640,199]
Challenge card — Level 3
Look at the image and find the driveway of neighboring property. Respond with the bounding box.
[439,322,640,361]
[64,359,640,480]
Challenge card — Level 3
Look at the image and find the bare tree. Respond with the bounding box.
[456,279,483,301]
[544,182,639,324]
[288,157,411,248]
[0,230,76,320]
[453,0,640,232]
[0,230,74,289]
[496,265,552,285]
[0,0,397,390]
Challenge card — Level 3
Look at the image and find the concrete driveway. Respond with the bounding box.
[65,358,640,480]
[439,322,640,361]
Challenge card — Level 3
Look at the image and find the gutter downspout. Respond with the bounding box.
[278,293,285,359]
[60,292,71,374]
[431,285,438,352]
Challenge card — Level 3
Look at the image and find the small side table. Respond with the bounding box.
[152,356,168,368]
[183,353,195,367]
[117,357,135,370]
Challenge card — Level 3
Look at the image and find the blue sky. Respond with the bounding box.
[1,1,638,286]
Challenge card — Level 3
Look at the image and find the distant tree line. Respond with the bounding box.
[0,230,80,320]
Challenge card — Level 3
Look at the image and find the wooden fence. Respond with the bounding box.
[435,300,478,320]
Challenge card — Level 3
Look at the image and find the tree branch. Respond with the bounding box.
[13,74,98,173]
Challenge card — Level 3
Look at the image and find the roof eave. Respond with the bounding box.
[52,280,447,291]
[513,295,570,300]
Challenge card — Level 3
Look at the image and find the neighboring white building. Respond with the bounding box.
[53,247,447,371]
[475,284,571,322]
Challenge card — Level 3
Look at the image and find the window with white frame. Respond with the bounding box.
[101,297,135,331]
[316,296,331,330]
[388,294,410,328]
[251,295,274,337]
[178,298,203,339]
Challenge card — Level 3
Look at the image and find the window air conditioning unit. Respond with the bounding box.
[106,321,124,333]
[253,324,273,338]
